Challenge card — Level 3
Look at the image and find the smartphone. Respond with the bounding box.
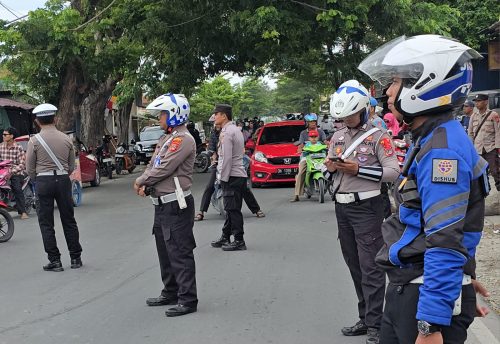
[329,157,344,163]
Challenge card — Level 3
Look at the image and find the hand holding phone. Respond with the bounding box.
[329,156,344,163]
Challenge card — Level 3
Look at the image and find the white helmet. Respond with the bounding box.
[146,93,190,127]
[330,80,370,121]
[358,35,481,118]
[33,103,57,117]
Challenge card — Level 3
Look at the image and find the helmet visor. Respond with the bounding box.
[358,36,423,86]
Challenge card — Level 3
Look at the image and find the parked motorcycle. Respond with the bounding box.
[115,142,136,175]
[303,143,329,203]
[194,143,211,173]
[0,161,18,242]
[393,138,409,171]
[95,136,113,179]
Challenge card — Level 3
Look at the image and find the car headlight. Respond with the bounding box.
[254,151,268,163]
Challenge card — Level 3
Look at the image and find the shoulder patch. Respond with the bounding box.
[432,159,458,184]
[169,137,183,152]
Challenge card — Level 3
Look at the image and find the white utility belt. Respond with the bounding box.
[335,190,381,204]
[410,274,472,285]
[410,274,472,316]
[37,170,68,176]
[150,190,191,206]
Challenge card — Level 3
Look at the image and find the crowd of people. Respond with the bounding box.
[3,33,498,344]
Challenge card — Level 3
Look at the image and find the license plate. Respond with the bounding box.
[103,158,113,162]
[277,168,298,175]
[146,153,153,157]
[114,154,124,157]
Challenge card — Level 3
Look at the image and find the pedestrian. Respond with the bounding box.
[359,34,489,344]
[290,113,327,202]
[134,93,198,317]
[468,93,500,191]
[0,127,29,219]
[325,80,400,344]
[25,103,82,272]
[459,99,474,133]
[210,104,248,251]
[195,123,265,221]
[320,114,335,134]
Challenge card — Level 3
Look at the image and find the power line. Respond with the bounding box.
[0,1,20,18]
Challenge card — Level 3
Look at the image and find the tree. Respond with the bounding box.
[189,76,236,122]
[233,78,274,118]
[273,76,320,114]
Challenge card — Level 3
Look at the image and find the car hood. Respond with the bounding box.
[254,144,300,158]
[136,139,158,146]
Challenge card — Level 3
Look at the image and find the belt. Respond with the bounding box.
[150,190,191,206]
[410,274,472,285]
[335,190,381,204]
[37,170,68,176]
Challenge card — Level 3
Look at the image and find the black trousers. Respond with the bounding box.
[335,195,386,329]
[35,175,82,262]
[199,167,260,214]
[221,176,246,241]
[153,195,197,307]
[10,174,26,214]
[482,150,500,191]
[380,283,476,344]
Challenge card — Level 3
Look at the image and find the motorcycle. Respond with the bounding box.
[393,138,409,171]
[0,160,36,215]
[0,161,19,242]
[194,143,211,173]
[303,143,329,203]
[95,136,114,179]
[115,142,136,175]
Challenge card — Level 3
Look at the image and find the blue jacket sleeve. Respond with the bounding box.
[416,148,472,326]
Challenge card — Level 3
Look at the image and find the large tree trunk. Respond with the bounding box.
[117,100,133,145]
[56,59,88,132]
[80,77,117,148]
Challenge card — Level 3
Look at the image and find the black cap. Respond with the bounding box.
[473,94,488,101]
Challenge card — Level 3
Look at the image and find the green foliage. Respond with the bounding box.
[190,76,236,122]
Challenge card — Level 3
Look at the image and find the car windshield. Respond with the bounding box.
[258,125,303,145]
[140,128,163,141]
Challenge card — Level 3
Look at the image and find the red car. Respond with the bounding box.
[247,120,304,187]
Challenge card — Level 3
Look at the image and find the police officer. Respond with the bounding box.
[324,80,400,344]
[359,34,489,344]
[26,103,82,272]
[210,104,248,251]
[134,93,198,317]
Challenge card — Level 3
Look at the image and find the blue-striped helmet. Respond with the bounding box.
[146,93,190,127]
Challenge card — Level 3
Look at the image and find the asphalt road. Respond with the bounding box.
[0,169,498,344]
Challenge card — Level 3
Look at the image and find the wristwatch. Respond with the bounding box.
[417,320,441,336]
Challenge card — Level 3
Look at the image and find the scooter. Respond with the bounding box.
[115,142,136,175]
[0,161,17,242]
[393,138,409,171]
[95,136,113,179]
[303,143,329,203]
[0,160,36,215]
[194,143,210,173]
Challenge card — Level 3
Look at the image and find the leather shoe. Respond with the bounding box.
[43,261,64,272]
[71,258,82,269]
[211,235,230,248]
[146,295,178,306]
[366,328,380,344]
[222,240,246,251]
[165,304,197,317]
[341,320,368,336]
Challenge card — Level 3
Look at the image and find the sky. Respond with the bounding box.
[0,0,45,22]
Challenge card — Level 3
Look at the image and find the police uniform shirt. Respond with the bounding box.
[328,121,400,193]
[217,121,247,182]
[136,126,195,195]
[26,126,76,179]
[468,109,500,153]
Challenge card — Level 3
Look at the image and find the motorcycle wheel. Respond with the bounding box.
[115,159,123,175]
[0,208,14,243]
[107,164,113,179]
[72,180,82,207]
[23,184,35,215]
[90,167,101,187]
[194,153,210,173]
[318,178,325,203]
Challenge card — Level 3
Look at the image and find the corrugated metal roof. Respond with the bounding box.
[0,98,35,110]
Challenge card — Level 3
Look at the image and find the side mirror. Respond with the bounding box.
[245,140,255,150]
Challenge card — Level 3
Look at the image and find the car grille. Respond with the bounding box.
[267,156,300,165]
